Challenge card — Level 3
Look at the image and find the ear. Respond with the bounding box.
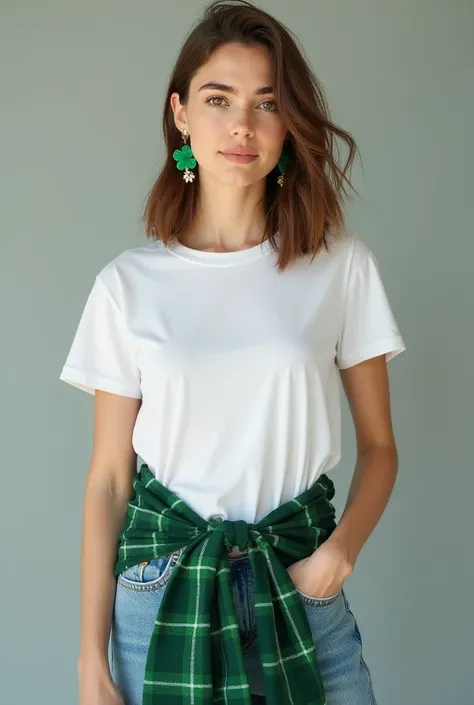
[170,92,188,133]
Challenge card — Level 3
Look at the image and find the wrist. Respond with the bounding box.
[325,531,357,572]
[77,651,111,680]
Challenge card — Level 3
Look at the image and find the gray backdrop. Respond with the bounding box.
[1,1,473,703]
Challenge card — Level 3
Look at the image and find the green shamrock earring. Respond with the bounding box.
[277,143,290,187]
[173,128,197,183]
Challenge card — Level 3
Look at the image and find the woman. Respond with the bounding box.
[60,1,406,704]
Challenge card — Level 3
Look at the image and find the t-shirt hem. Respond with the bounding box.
[336,336,406,369]
[59,365,142,399]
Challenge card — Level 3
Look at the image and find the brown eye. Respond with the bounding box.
[206,96,227,107]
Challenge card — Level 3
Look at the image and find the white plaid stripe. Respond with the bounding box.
[114,463,336,704]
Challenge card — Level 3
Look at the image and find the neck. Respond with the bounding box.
[181,169,267,253]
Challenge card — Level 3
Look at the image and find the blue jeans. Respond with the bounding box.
[110,549,377,705]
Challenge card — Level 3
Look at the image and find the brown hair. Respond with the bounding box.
[142,0,361,272]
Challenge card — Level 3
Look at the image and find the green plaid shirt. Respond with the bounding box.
[113,463,337,704]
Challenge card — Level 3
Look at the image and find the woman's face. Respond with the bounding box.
[170,42,288,188]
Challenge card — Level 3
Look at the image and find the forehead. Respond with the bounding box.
[190,42,273,90]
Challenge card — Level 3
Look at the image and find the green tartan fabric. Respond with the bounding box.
[113,463,337,705]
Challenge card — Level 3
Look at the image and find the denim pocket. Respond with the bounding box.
[117,548,183,591]
[296,587,341,606]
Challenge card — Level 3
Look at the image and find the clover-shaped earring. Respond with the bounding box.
[173,130,197,183]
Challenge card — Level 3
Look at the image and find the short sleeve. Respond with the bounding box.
[59,276,142,398]
[336,241,406,369]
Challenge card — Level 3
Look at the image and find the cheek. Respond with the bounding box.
[261,132,286,164]
[192,106,225,133]
[258,117,286,149]
[188,114,221,159]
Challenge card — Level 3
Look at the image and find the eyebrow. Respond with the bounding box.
[197,81,274,95]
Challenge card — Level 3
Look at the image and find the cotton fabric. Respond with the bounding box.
[60,230,406,523]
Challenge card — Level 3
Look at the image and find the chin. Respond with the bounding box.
[218,171,264,188]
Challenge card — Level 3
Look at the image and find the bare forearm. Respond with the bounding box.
[77,475,132,677]
[328,446,399,567]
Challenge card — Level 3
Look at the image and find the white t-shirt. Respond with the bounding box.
[60,230,406,523]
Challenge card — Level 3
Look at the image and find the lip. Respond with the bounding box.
[221,147,258,156]
[221,147,258,164]
[220,151,258,164]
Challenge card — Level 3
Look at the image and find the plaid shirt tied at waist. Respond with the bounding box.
[113,463,337,705]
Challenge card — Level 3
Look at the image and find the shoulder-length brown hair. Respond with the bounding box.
[142,0,361,272]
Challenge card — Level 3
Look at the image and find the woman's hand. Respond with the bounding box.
[286,537,353,599]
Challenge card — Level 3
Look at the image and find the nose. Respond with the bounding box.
[229,109,255,139]
[231,125,254,139]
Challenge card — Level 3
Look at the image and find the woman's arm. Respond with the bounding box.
[77,390,141,697]
[287,354,399,598]
[330,353,399,567]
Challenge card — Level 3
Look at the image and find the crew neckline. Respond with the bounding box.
[166,232,279,266]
